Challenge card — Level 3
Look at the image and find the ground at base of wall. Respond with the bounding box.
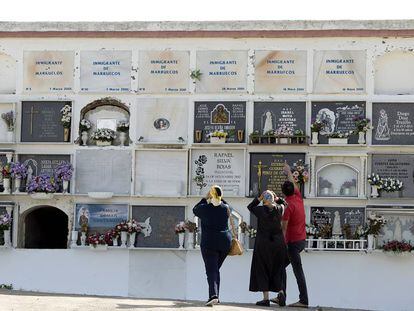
[0,290,371,311]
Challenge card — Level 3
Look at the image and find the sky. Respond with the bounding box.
[0,0,413,21]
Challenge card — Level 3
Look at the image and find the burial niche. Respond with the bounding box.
[317,164,358,197]
[24,206,68,249]
[79,97,130,147]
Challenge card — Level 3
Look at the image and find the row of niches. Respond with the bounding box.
[0,150,411,200]
[1,99,414,146]
[0,49,414,95]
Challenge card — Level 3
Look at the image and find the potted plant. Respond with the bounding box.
[249,130,260,144]
[382,240,413,255]
[367,173,383,198]
[60,104,72,142]
[175,222,186,249]
[117,120,129,146]
[26,174,58,199]
[379,178,403,198]
[365,213,386,251]
[1,164,11,194]
[1,111,15,142]
[310,120,323,145]
[115,221,129,247]
[54,161,74,193]
[10,162,27,193]
[91,128,116,146]
[79,119,92,146]
[126,219,142,248]
[275,125,293,144]
[190,69,202,81]
[327,131,350,145]
[87,233,107,250]
[353,116,371,145]
[184,220,197,249]
[209,130,227,143]
[0,213,11,247]
[319,177,332,196]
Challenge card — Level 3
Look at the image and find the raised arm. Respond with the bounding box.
[283,162,299,191]
[247,194,265,218]
[193,198,208,218]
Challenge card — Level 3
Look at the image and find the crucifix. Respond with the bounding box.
[253,160,268,195]
[24,105,40,136]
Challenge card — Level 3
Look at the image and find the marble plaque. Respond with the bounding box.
[75,150,132,195]
[311,206,365,235]
[194,101,246,143]
[372,154,414,198]
[80,50,131,92]
[138,50,189,93]
[136,98,188,143]
[74,203,128,235]
[21,101,70,142]
[313,50,366,94]
[253,102,306,134]
[372,102,414,145]
[190,149,245,197]
[23,51,74,93]
[0,53,16,94]
[375,51,414,95]
[132,205,185,248]
[311,101,365,144]
[254,50,307,94]
[195,51,247,93]
[135,150,187,196]
[249,153,305,197]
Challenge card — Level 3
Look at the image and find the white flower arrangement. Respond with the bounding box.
[380,178,403,192]
[367,173,383,187]
[80,119,92,130]
[60,104,72,128]
[275,124,294,137]
[306,224,318,236]
[91,128,117,142]
[327,130,352,138]
[209,130,227,138]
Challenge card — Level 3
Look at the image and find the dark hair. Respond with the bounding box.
[281,181,295,197]
[214,186,222,197]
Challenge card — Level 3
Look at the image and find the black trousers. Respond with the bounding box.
[201,247,228,299]
[282,240,309,305]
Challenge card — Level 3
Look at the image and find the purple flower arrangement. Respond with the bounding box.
[10,162,28,179]
[0,213,11,230]
[54,161,74,182]
[26,174,58,194]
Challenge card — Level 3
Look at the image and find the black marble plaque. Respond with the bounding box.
[21,101,71,142]
[132,205,185,248]
[311,101,366,144]
[372,102,414,145]
[253,102,306,134]
[249,153,306,197]
[194,101,246,143]
[311,206,365,235]
[18,154,71,193]
[372,154,414,197]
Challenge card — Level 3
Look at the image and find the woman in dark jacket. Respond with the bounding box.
[248,190,287,307]
[193,185,232,307]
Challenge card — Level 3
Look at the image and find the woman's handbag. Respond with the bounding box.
[227,207,244,256]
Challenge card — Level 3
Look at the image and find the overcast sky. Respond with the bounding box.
[0,0,412,21]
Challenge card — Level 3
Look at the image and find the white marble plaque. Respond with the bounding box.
[196,51,247,93]
[80,50,131,93]
[190,149,245,197]
[0,53,16,94]
[135,150,187,196]
[375,51,414,95]
[254,50,307,94]
[138,50,189,93]
[136,98,188,143]
[313,50,366,94]
[75,150,132,195]
[23,51,74,93]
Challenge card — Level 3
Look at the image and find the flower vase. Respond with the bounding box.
[113,238,118,247]
[63,127,70,142]
[186,232,195,249]
[243,232,249,249]
[359,237,365,249]
[80,232,86,246]
[317,237,324,249]
[120,231,128,247]
[3,229,11,247]
[81,131,88,146]
[178,232,185,249]
[71,231,78,247]
[128,232,136,248]
[63,180,69,193]
[14,178,21,193]
[3,178,11,194]
[311,132,319,145]
[367,234,375,251]
[321,187,330,196]
[119,132,127,146]
[358,131,366,145]
[307,235,314,248]
[344,188,351,196]
[6,131,13,143]
[371,186,379,198]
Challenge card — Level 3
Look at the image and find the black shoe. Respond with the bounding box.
[277,291,286,307]
[205,296,219,307]
[256,299,270,307]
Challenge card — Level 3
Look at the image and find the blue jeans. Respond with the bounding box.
[201,248,227,298]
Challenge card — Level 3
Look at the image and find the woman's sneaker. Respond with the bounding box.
[205,296,219,307]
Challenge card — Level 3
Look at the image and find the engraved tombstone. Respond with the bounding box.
[0,53,16,94]
[311,206,365,235]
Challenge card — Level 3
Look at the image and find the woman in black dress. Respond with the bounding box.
[248,190,287,307]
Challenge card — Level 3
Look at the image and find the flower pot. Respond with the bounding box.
[62,180,69,193]
[70,231,78,248]
[81,131,88,146]
[2,229,11,247]
[278,137,289,144]
[119,132,127,146]
[367,234,375,251]
[210,136,226,144]
[371,185,379,198]
[178,232,185,249]
[317,237,324,249]
[328,138,348,145]
[186,232,195,249]
[128,232,136,248]
[195,130,203,143]
[30,193,54,200]
[311,132,319,145]
[113,238,118,247]
[6,131,13,143]
[14,178,21,193]
[120,231,128,248]
[237,130,244,143]
[80,232,86,246]
[63,127,70,142]
[96,140,112,146]
[2,178,11,194]
[344,188,351,196]
[321,187,330,196]
[358,131,366,145]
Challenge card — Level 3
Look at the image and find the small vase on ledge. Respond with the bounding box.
[62,180,69,193]
[63,127,70,142]
[358,131,366,145]
[81,131,88,146]
[371,185,379,198]
[71,231,78,248]
[311,132,319,145]
[128,232,136,248]
[119,132,127,146]
[178,232,185,249]
[6,130,13,143]
[80,232,86,246]
[2,178,11,194]
[14,178,21,193]
[367,234,375,251]
[120,231,128,248]
[2,229,11,247]
[186,232,195,249]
